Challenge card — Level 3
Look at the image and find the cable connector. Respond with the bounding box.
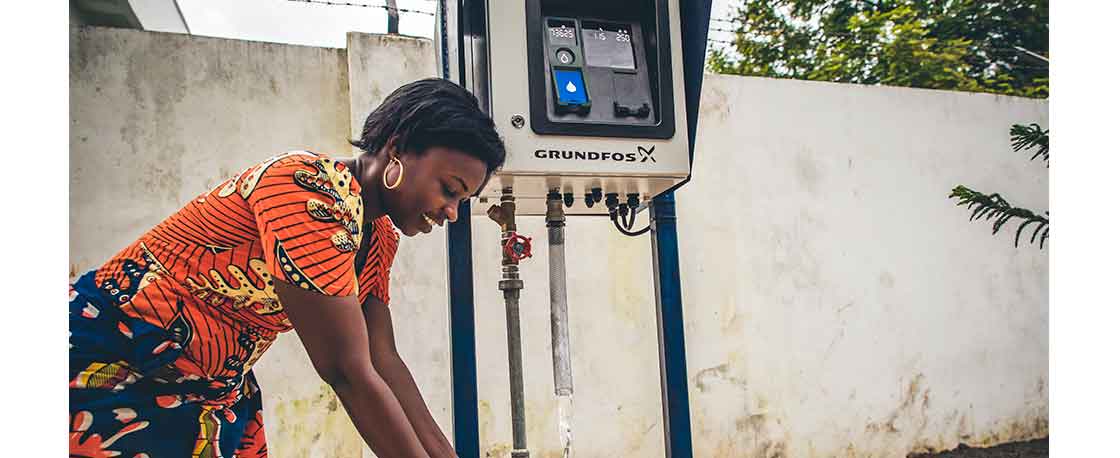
[605,193,620,213]
[625,193,640,210]
[605,192,650,236]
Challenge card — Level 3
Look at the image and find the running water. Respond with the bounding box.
[558,393,574,458]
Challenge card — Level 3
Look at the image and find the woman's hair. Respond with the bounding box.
[350,78,506,174]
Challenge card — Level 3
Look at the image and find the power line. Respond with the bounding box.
[285,2,1042,63]
[1013,45,1049,64]
[706,31,1044,57]
[705,21,1046,55]
[704,42,1048,69]
[285,0,436,16]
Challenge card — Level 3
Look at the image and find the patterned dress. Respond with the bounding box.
[69,151,399,458]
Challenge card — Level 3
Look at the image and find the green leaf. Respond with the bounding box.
[713,0,1048,98]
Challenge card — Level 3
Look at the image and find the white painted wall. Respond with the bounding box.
[677,75,1048,457]
[69,26,363,457]
[70,27,1048,458]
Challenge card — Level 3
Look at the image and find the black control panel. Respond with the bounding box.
[525,0,675,139]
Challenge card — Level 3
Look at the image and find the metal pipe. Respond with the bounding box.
[491,188,530,458]
[503,289,528,458]
[386,0,400,34]
[546,190,574,458]
[546,191,573,396]
[650,192,694,458]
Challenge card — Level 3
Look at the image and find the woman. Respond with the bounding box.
[69,78,505,458]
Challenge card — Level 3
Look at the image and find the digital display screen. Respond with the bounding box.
[580,21,635,70]
[547,20,577,46]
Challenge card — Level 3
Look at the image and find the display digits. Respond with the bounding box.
[580,22,636,70]
[547,21,578,46]
[551,26,574,40]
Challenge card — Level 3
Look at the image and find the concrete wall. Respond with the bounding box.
[70,27,1048,458]
[69,26,363,457]
[677,76,1048,457]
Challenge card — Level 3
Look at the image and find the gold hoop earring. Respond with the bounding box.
[383,157,404,190]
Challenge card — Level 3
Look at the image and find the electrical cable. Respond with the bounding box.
[285,0,436,16]
[617,203,631,229]
[612,211,650,236]
[710,33,1048,56]
[606,201,650,237]
[705,22,1049,59]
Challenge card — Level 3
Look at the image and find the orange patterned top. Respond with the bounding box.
[91,151,398,380]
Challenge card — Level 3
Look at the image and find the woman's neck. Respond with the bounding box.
[340,154,387,225]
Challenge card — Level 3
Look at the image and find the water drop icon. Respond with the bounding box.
[566,81,577,93]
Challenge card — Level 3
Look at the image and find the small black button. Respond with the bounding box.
[556,49,575,65]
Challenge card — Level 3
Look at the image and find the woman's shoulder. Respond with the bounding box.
[214,151,319,197]
[255,150,325,171]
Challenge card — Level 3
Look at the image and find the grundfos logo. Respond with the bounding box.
[533,146,657,163]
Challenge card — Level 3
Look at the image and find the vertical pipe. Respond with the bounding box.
[546,191,573,395]
[495,189,530,458]
[546,191,574,458]
[386,0,400,34]
[447,200,481,458]
[650,192,694,458]
[652,2,709,452]
[504,290,529,458]
[439,0,480,454]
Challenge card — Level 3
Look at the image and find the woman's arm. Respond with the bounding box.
[274,280,429,458]
[363,297,457,458]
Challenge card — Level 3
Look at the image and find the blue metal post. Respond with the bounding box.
[440,0,482,453]
[649,1,709,455]
[448,200,481,458]
[650,192,693,458]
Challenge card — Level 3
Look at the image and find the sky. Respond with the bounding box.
[176,0,740,51]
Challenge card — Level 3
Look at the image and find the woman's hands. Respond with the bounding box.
[365,296,458,458]
[274,280,429,458]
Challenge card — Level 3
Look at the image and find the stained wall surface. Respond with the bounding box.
[675,75,1048,457]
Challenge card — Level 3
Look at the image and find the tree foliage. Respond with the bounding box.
[1010,123,1048,163]
[949,124,1049,249]
[710,0,1048,98]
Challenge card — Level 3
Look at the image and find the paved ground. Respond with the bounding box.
[909,438,1048,458]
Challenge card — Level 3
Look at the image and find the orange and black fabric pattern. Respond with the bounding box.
[69,151,398,458]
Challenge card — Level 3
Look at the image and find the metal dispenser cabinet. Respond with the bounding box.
[444,0,692,215]
[438,1,711,457]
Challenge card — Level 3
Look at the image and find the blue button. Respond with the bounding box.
[553,69,589,105]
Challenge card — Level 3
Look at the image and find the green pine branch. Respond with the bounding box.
[1010,123,1049,165]
[949,186,1049,249]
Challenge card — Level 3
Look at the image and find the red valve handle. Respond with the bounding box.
[503,233,532,261]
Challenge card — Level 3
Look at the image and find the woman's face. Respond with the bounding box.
[382,146,489,237]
